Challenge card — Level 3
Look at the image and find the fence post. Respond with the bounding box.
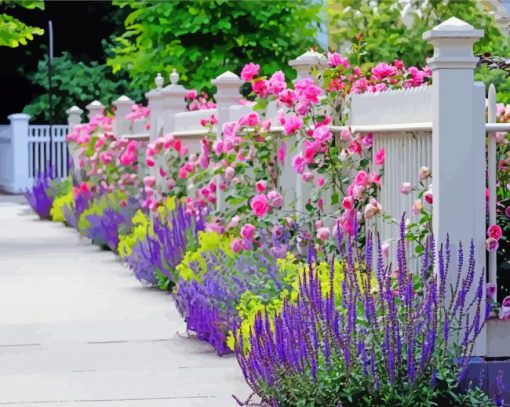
[146,73,165,142]
[66,106,82,130]
[161,69,188,136]
[423,17,486,356]
[212,71,243,212]
[112,95,134,137]
[288,51,327,214]
[8,113,30,192]
[86,100,104,121]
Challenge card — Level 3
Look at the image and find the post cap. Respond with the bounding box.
[86,100,105,109]
[112,95,134,107]
[212,71,243,85]
[423,17,484,70]
[66,106,83,115]
[289,50,327,68]
[423,17,483,41]
[8,113,30,121]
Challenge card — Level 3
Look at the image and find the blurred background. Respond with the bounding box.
[1,0,509,123]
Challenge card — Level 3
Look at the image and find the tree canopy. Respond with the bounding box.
[107,0,323,93]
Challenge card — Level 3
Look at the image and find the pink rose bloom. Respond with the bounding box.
[267,190,282,208]
[499,296,510,320]
[316,227,330,241]
[505,206,510,218]
[143,176,156,188]
[251,194,270,217]
[283,115,303,135]
[486,237,499,252]
[418,166,430,180]
[186,89,198,100]
[486,282,497,299]
[371,62,397,80]
[256,180,267,193]
[294,78,321,104]
[277,142,286,163]
[342,196,354,211]
[239,112,260,127]
[327,52,349,69]
[317,177,325,188]
[313,126,332,142]
[268,70,287,95]
[240,62,260,81]
[412,199,423,216]
[99,152,113,165]
[231,238,244,253]
[354,170,368,186]
[400,182,412,195]
[241,224,256,241]
[292,154,306,174]
[252,79,268,97]
[488,224,503,240]
[224,166,235,180]
[300,172,313,182]
[278,89,297,107]
[375,147,385,165]
[424,189,433,205]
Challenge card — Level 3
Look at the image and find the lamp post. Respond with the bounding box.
[48,20,54,176]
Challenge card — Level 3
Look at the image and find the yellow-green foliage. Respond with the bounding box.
[118,209,151,258]
[117,196,177,258]
[227,256,373,352]
[176,231,233,282]
[77,191,125,233]
[50,190,74,222]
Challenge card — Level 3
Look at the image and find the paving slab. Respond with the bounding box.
[0,198,251,406]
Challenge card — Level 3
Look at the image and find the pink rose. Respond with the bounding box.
[418,166,430,180]
[411,199,423,216]
[240,62,260,82]
[241,224,256,241]
[354,170,368,186]
[486,282,497,299]
[228,215,240,228]
[316,227,330,241]
[251,194,270,217]
[499,296,510,320]
[400,182,412,195]
[302,172,314,182]
[505,206,510,218]
[313,126,332,142]
[277,142,286,163]
[283,115,303,135]
[375,147,385,165]
[424,190,433,205]
[488,224,503,240]
[224,166,235,180]
[342,196,354,210]
[186,90,198,100]
[143,176,156,188]
[231,238,244,253]
[317,177,325,188]
[486,237,499,252]
[256,180,267,193]
[327,52,349,69]
[267,190,282,208]
[252,79,268,97]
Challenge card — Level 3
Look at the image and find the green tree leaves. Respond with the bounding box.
[107,0,323,93]
[0,0,44,47]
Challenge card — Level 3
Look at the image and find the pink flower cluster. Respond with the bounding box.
[126,104,150,127]
[186,90,216,111]
[486,224,503,252]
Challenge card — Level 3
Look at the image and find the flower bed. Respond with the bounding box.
[25,48,510,406]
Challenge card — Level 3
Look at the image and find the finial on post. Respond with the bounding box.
[289,50,327,82]
[155,73,164,89]
[170,69,179,85]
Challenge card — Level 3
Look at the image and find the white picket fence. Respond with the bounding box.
[0,114,69,193]
[37,16,510,356]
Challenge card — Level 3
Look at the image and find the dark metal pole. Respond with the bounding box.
[48,20,54,177]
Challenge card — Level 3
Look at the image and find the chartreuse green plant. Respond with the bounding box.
[50,177,74,223]
[0,0,44,47]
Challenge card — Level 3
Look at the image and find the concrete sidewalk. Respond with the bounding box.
[0,196,250,406]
